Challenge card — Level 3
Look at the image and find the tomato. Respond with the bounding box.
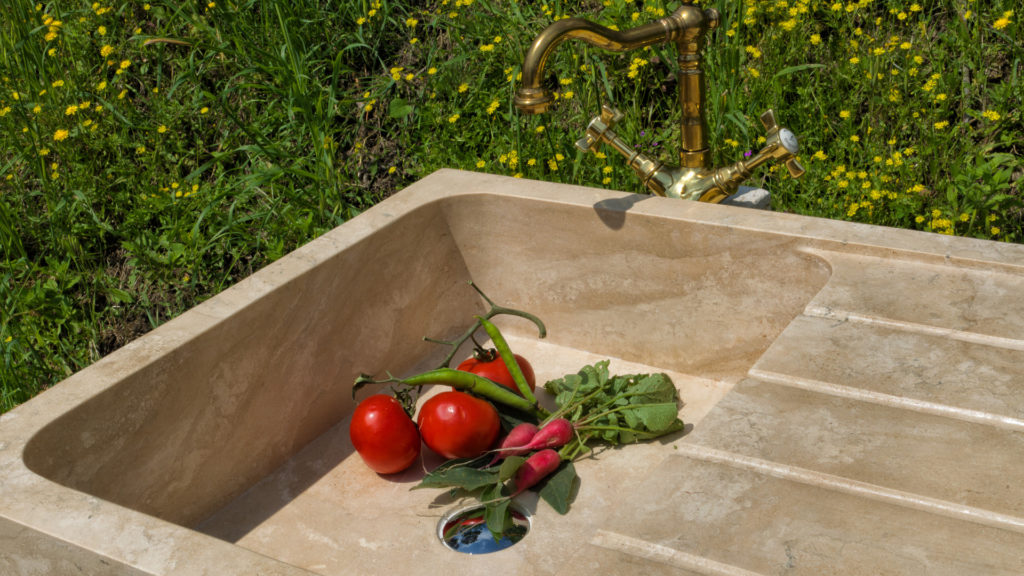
[417,391,501,460]
[456,352,535,396]
[349,395,421,474]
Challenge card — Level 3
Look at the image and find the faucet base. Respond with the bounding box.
[720,186,771,210]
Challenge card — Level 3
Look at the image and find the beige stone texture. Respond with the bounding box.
[2,169,1024,574]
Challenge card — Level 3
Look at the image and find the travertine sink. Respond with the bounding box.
[3,169,1024,574]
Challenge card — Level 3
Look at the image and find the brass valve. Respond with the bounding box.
[577,104,804,203]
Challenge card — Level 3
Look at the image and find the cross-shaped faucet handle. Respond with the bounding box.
[759,109,805,178]
[576,104,625,153]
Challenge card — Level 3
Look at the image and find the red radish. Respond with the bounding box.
[522,418,574,451]
[512,449,562,496]
[487,422,540,467]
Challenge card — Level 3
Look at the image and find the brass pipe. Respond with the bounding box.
[519,4,803,203]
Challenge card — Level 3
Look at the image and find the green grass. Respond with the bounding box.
[1,0,1021,412]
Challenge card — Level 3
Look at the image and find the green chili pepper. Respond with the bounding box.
[475,316,538,405]
[355,368,549,420]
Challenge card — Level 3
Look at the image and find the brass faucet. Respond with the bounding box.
[514,3,804,203]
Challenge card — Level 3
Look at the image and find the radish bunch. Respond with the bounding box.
[490,418,574,494]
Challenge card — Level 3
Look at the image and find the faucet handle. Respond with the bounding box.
[575,103,625,153]
[757,109,805,178]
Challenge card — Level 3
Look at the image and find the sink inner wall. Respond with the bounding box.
[22,201,476,527]
[442,194,832,381]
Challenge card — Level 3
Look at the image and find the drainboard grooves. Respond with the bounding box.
[590,530,767,576]
[804,305,1024,351]
[674,443,1024,535]
[748,368,1024,432]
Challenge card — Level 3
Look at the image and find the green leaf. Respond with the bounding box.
[773,63,826,79]
[498,456,526,482]
[388,97,414,119]
[628,402,684,434]
[538,461,578,514]
[626,373,679,404]
[485,498,512,538]
[414,465,498,492]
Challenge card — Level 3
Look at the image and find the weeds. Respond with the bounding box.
[0,0,1021,411]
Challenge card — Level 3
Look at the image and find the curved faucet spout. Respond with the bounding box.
[515,4,718,168]
[514,17,676,114]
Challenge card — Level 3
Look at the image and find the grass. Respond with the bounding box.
[0,0,1020,412]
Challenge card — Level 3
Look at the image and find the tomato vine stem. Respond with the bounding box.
[425,281,546,370]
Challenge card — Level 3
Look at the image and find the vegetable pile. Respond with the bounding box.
[350,283,685,541]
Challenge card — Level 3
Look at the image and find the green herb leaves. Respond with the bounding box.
[545,360,685,450]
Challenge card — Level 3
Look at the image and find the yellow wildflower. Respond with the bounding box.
[994,11,1013,30]
[53,129,69,141]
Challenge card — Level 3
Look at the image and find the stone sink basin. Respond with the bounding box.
[4,169,1024,575]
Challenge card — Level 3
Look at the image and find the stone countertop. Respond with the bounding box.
[3,169,1024,575]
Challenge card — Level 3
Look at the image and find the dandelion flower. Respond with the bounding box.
[427,67,437,75]
[53,129,69,141]
[448,113,460,123]
[476,160,485,168]
[457,83,468,93]
[157,124,168,133]
[994,11,1013,30]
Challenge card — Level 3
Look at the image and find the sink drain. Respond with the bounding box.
[437,504,530,554]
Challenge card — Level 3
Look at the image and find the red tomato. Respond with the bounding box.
[349,395,421,474]
[417,391,500,460]
[456,353,535,396]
